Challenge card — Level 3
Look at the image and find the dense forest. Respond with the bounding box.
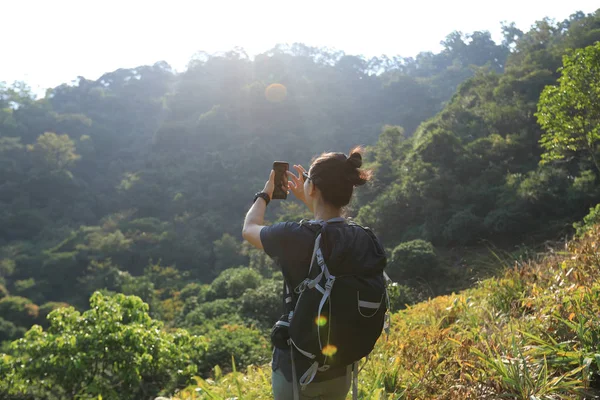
[1,8,600,399]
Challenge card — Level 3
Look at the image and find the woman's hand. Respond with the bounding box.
[287,165,313,211]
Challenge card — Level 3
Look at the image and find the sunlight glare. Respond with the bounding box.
[315,315,327,326]
[322,344,338,357]
[265,83,287,102]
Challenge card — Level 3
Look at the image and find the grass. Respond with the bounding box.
[170,225,600,399]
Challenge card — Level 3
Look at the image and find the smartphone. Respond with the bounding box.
[272,161,289,200]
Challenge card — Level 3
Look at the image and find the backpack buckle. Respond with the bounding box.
[325,277,335,290]
[294,279,309,294]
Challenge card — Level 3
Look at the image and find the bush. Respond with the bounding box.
[180,282,210,303]
[184,298,240,327]
[240,279,282,327]
[574,203,600,237]
[209,267,262,300]
[1,292,206,400]
[386,283,419,311]
[198,324,270,376]
[442,209,483,245]
[388,240,440,282]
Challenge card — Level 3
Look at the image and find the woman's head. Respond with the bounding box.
[304,146,371,209]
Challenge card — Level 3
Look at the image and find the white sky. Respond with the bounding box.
[2,0,599,94]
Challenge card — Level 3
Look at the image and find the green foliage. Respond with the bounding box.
[209,267,262,300]
[184,298,240,327]
[212,233,248,274]
[12,278,35,299]
[356,13,600,250]
[574,203,600,237]
[386,282,419,311]
[240,279,282,327]
[119,274,159,313]
[0,296,39,327]
[0,292,206,400]
[443,208,484,245]
[26,132,80,174]
[537,42,600,174]
[144,261,184,298]
[179,282,209,303]
[0,285,8,300]
[388,240,440,282]
[0,259,15,278]
[197,324,270,376]
[37,301,69,328]
[3,9,600,399]
[0,318,25,343]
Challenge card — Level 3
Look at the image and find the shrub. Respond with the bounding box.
[386,283,419,311]
[209,267,262,300]
[1,292,206,400]
[388,240,440,282]
[184,298,239,326]
[240,279,281,327]
[198,324,270,376]
[574,203,600,237]
[443,209,484,244]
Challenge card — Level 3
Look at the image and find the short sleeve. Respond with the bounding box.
[260,222,296,263]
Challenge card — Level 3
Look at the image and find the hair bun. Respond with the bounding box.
[346,150,363,169]
[345,147,370,186]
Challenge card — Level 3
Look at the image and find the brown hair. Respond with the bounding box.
[309,146,372,208]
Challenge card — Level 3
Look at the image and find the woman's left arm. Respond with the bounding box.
[242,170,276,249]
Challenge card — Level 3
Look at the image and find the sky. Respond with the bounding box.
[2,0,599,94]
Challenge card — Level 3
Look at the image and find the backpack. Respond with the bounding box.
[284,217,390,400]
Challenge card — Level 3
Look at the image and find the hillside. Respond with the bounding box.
[2,7,600,400]
[169,219,600,399]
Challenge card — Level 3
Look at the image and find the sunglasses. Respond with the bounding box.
[302,172,312,182]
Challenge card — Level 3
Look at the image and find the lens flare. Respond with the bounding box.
[315,316,327,327]
[322,345,338,357]
[265,83,287,103]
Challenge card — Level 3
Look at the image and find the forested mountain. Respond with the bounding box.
[357,11,600,249]
[0,29,507,302]
[1,8,600,400]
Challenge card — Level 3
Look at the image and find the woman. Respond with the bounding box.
[242,147,387,400]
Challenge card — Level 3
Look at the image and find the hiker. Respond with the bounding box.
[242,147,388,400]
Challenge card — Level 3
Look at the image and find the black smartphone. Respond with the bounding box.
[272,161,289,200]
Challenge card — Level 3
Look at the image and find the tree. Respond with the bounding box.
[1,292,206,400]
[27,132,80,174]
[537,42,600,175]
